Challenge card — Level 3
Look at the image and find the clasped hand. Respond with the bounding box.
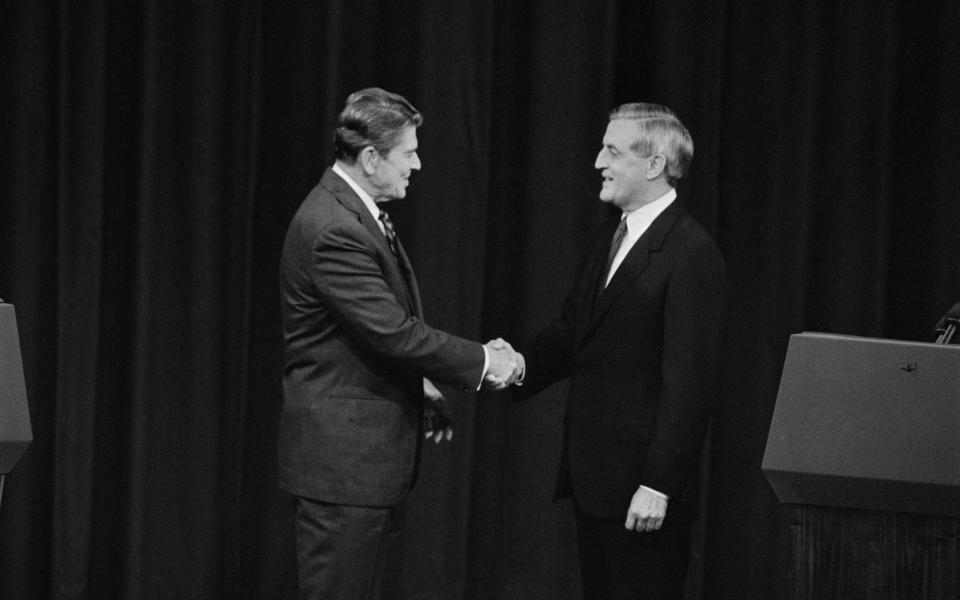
[483,338,524,390]
[625,486,667,533]
[423,378,453,444]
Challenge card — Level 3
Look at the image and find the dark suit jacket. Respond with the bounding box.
[279,167,485,507]
[519,200,727,522]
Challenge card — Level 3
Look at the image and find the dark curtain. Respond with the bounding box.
[2,2,958,599]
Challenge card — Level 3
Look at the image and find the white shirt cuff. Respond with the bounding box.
[477,345,490,391]
[640,485,669,500]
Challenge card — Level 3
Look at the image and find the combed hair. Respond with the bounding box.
[333,88,423,162]
[609,103,693,186]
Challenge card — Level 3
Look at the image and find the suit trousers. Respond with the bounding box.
[574,501,691,600]
[294,496,405,600]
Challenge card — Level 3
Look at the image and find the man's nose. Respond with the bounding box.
[595,150,606,169]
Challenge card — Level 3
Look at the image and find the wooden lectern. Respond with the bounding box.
[763,333,960,599]
[1,302,32,510]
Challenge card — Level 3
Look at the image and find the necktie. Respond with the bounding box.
[378,210,400,257]
[602,217,628,286]
[378,209,419,314]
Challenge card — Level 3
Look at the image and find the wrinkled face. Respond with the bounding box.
[594,119,651,210]
[371,126,421,201]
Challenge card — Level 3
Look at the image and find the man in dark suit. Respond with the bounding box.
[279,88,522,599]
[515,103,727,599]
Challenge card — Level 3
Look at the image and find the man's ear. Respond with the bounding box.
[359,146,379,175]
[646,154,666,180]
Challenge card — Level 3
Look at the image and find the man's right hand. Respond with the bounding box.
[483,338,524,390]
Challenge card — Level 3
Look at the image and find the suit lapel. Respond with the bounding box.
[579,202,684,346]
[573,218,619,348]
[395,240,424,318]
[320,169,420,316]
[580,219,619,321]
[321,169,391,254]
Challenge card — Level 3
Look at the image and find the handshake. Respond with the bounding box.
[483,338,525,390]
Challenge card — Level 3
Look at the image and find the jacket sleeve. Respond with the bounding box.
[641,239,728,497]
[515,265,588,398]
[517,227,610,398]
[310,222,485,389]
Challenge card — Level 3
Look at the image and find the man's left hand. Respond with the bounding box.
[423,378,453,444]
[625,486,668,533]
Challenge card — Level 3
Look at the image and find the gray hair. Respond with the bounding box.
[609,103,693,186]
[333,87,423,161]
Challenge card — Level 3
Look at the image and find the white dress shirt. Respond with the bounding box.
[604,188,677,287]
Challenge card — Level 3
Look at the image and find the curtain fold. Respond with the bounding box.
[51,1,107,596]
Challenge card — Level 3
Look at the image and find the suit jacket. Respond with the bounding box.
[278,167,485,507]
[519,199,727,522]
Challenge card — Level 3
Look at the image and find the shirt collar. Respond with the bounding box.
[623,188,676,234]
[332,162,381,222]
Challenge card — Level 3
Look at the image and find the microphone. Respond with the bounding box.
[933,303,960,344]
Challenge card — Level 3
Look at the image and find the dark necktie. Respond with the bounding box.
[378,209,419,314]
[602,217,628,286]
[378,210,400,258]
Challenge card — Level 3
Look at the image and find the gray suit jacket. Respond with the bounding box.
[279,167,485,506]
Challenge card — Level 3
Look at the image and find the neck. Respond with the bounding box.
[622,182,672,213]
[336,160,383,201]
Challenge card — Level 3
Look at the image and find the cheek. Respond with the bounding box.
[620,169,643,190]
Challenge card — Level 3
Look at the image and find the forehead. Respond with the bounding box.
[602,119,637,149]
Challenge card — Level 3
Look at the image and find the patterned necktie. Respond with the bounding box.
[378,210,400,257]
[378,209,419,313]
[602,217,628,286]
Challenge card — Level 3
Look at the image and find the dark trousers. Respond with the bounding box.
[294,496,405,600]
[574,502,692,600]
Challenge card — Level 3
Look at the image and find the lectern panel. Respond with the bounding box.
[0,303,32,474]
[762,333,960,518]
